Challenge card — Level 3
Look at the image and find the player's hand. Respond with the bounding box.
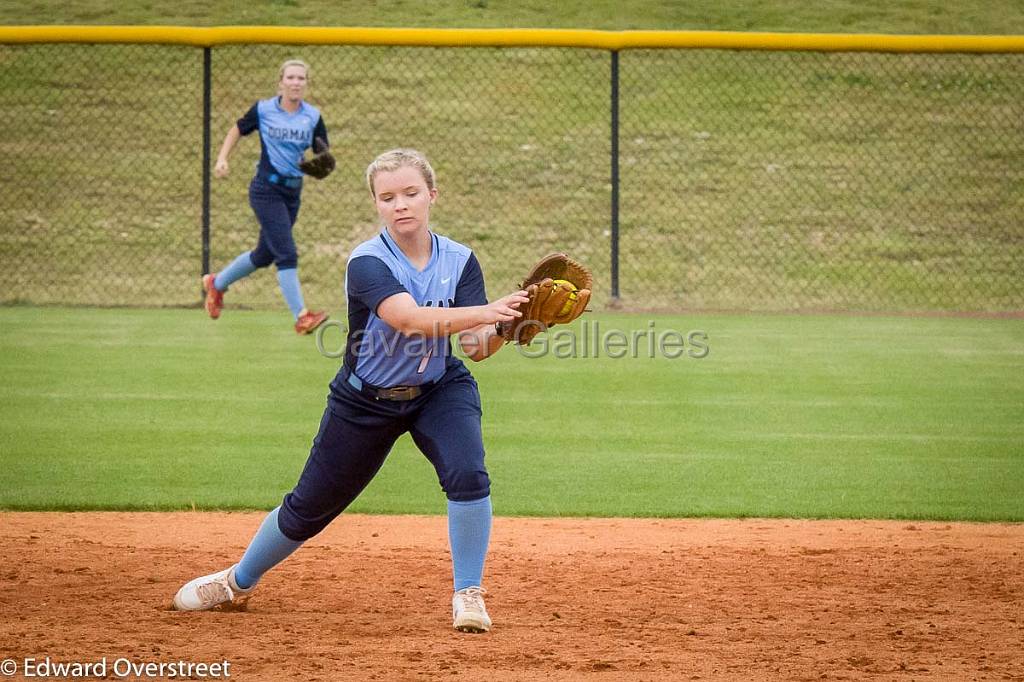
[480,290,529,325]
[214,159,230,178]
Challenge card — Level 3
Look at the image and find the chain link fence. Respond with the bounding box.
[1,38,1021,312]
[2,44,203,307]
[620,49,1024,311]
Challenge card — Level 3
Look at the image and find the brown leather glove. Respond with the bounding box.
[298,137,335,179]
[498,253,593,345]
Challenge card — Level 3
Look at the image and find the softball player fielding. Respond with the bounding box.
[203,58,330,335]
[174,149,529,633]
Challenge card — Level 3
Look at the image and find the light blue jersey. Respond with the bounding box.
[237,97,327,179]
[335,229,488,388]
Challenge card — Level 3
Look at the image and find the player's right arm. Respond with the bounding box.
[377,291,528,338]
[214,125,241,178]
[215,104,259,178]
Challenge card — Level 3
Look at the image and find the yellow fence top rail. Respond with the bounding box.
[2,26,1024,53]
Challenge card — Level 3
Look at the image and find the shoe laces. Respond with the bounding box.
[454,586,487,615]
[195,578,232,606]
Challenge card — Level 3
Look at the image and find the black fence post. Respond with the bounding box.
[610,49,621,302]
[201,47,212,292]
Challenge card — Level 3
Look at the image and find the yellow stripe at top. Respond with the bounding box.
[1,25,1023,53]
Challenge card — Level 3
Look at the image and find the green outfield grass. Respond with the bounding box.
[1,307,1021,520]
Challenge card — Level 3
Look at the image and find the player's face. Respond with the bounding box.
[279,66,308,102]
[373,165,437,237]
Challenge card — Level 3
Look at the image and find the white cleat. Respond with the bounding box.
[172,565,254,612]
[452,586,491,633]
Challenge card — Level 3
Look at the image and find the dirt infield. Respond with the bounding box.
[1,513,1021,681]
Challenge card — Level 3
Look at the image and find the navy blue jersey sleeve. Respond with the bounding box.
[347,255,408,314]
[313,116,329,147]
[237,103,259,136]
[454,252,488,307]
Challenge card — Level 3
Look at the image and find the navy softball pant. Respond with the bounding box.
[248,176,301,270]
[277,364,490,542]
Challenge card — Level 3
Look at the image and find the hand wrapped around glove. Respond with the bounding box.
[498,253,593,345]
[298,137,335,179]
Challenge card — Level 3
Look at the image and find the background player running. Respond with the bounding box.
[203,58,330,335]
[174,148,529,633]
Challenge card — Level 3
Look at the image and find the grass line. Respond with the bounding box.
[1,307,1021,520]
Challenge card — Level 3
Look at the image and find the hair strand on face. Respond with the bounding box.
[366,149,437,198]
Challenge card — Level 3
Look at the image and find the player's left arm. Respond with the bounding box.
[459,323,504,362]
[312,116,329,148]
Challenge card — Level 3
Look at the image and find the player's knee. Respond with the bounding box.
[275,256,298,270]
[250,251,273,270]
[277,493,337,542]
[443,469,490,502]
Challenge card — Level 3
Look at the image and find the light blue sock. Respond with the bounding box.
[214,252,257,291]
[448,496,492,591]
[233,507,304,590]
[277,267,306,319]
